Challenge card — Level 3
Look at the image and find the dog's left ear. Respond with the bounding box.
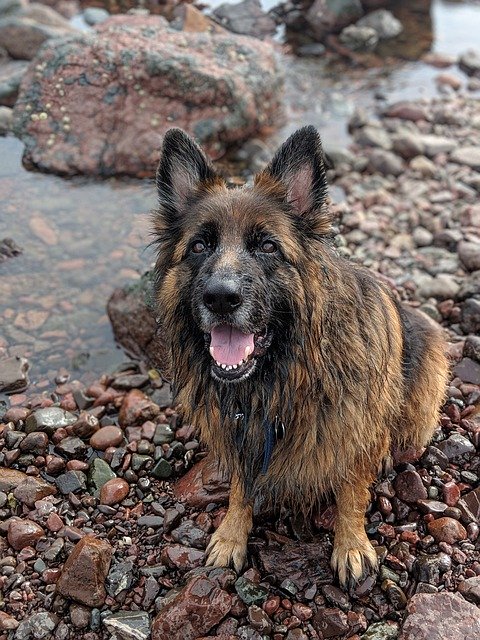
[156,129,222,223]
[255,126,330,233]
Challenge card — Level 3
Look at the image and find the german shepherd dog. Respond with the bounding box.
[153,126,448,587]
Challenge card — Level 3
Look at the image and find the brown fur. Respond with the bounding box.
[153,127,449,587]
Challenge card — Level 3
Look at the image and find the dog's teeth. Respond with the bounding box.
[221,364,226,369]
[232,364,237,369]
[244,346,252,359]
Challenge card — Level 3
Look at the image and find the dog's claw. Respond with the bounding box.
[205,530,247,573]
[331,539,378,590]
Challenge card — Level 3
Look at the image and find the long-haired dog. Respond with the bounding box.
[152,126,448,587]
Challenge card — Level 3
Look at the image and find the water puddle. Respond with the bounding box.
[1,0,479,389]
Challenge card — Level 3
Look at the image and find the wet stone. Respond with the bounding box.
[458,576,480,604]
[362,621,399,639]
[393,469,428,502]
[119,389,160,427]
[313,608,349,638]
[412,553,451,585]
[55,470,87,494]
[14,612,59,640]
[137,515,164,528]
[90,425,124,450]
[161,544,205,570]
[150,458,172,479]
[7,518,44,550]
[70,603,90,629]
[72,412,99,438]
[100,477,129,505]
[25,407,77,435]
[247,605,272,634]
[0,468,28,492]
[417,499,448,515]
[151,575,232,640]
[19,431,48,453]
[153,423,175,445]
[103,611,150,640]
[55,436,87,458]
[0,355,29,393]
[235,577,268,606]
[13,476,56,506]
[322,584,351,610]
[88,457,116,497]
[170,521,209,549]
[131,453,152,471]
[56,535,113,607]
[436,433,475,460]
[428,516,467,544]
[106,560,136,597]
[0,611,19,631]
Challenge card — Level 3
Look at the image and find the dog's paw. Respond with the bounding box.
[331,539,378,589]
[205,529,247,573]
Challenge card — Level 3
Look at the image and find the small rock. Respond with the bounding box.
[459,49,480,77]
[0,15,74,60]
[151,575,232,640]
[393,470,427,503]
[160,544,205,570]
[0,467,28,491]
[13,612,59,639]
[7,518,44,550]
[436,433,475,459]
[313,607,349,637]
[457,576,480,604]
[368,149,403,176]
[0,355,29,392]
[119,389,160,426]
[55,435,87,458]
[150,458,173,479]
[212,0,277,39]
[357,9,403,39]
[235,577,268,605]
[419,134,457,157]
[13,476,56,506]
[385,101,429,121]
[55,470,87,494]
[355,125,391,149]
[460,300,480,335]
[339,24,378,52]
[88,457,116,496]
[103,611,150,640]
[170,521,209,549]
[458,241,480,272]
[83,7,109,26]
[428,517,467,544]
[56,535,113,607]
[410,155,436,177]
[173,456,230,507]
[0,104,13,134]
[106,560,136,597]
[90,425,124,450]
[25,407,76,435]
[100,478,129,505]
[0,611,19,631]
[70,603,90,629]
[362,621,399,639]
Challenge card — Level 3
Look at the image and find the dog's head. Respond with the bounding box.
[153,126,332,387]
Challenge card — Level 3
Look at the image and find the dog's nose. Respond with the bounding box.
[203,278,243,314]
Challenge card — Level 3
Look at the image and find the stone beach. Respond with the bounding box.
[1,0,480,638]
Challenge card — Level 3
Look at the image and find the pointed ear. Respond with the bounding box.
[255,126,330,231]
[156,129,221,220]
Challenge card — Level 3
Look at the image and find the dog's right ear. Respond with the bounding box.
[156,129,221,222]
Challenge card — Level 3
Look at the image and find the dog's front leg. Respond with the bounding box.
[331,476,378,589]
[205,471,253,573]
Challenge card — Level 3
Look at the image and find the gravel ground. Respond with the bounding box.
[1,90,480,639]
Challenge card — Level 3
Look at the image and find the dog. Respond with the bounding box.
[152,126,448,587]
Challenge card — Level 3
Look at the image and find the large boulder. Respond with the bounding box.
[106,272,168,374]
[13,15,283,177]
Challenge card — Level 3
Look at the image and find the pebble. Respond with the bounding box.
[103,611,150,640]
[55,470,87,494]
[235,577,269,606]
[90,425,124,450]
[7,518,44,551]
[428,517,468,544]
[393,470,427,502]
[100,478,129,505]
[12,476,56,506]
[87,457,116,496]
[25,407,77,435]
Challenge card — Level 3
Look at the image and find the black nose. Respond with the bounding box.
[203,278,243,314]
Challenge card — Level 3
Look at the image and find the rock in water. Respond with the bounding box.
[399,592,480,639]
[56,536,113,607]
[13,15,283,177]
[212,0,277,39]
[306,0,363,41]
[0,355,29,392]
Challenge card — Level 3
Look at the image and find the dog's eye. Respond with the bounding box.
[260,240,277,254]
[191,241,207,254]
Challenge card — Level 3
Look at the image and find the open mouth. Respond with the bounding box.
[206,324,271,382]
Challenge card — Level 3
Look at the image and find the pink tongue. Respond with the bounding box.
[210,325,255,366]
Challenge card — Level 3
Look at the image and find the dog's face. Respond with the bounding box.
[154,127,331,385]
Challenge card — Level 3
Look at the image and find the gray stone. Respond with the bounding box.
[25,407,77,435]
[14,612,59,640]
[235,576,269,605]
[55,436,87,458]
[368,148,403,176]
[213,0,277,39]
[458,241,480,272]
[415,273,460,300]
[88,458,116,497]
[0,16,73,60]
[459,49,480,77]
[355,125,391,149]
[453,357,480,385]
[0,355,29,392]
[362,622,399,639]
[419,134,457,157]
[306,0,363,41]
[83,7,109,26]
[460,299,480,334]
[0,104,12,134]
[106,560,136,597]
[413,227,434,248]
[150,458,172,479]
[339,24,378,51]
[357,9,403,39]
[436,433,475,460]
[463,336,480,363]
[451,147,480,169]
[153,424,175,445]
[103,611,150,640]
[55,470,87,494]
[392,133,425,160]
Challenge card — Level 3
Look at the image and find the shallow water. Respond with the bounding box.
[1,0,479,390]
